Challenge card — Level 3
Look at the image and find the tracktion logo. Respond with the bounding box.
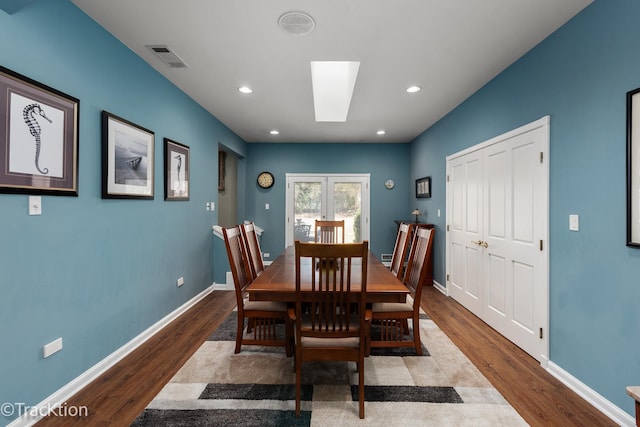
[1,402,88,419]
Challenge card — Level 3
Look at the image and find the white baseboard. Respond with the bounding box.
[546,361,635,426]
[7,285,216,427]
[432,279,447,295]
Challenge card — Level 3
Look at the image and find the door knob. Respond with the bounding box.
[472,240,489,248]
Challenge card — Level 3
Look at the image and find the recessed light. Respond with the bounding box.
[377,130,386,135]
[238,86,253,94]
[406,85,421,93]
[270,130,280,135]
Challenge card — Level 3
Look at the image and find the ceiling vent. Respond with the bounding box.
[145,45,188,68]
[278,11,315,36]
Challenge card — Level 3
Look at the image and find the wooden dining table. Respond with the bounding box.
[246,246,409,303]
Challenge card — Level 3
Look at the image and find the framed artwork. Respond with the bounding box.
[627,88,640,246]
[164,138,190,201]
[218,150,226,192]
[0,66,79,196]
[101,111,154,199]
[416,176,431,198]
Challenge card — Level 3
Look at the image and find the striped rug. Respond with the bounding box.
[131,310,527,426]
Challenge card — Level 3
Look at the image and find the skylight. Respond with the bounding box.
[310,61,360,122]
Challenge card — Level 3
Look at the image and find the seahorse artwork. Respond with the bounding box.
[174,154,182,190]
[23,103,52,175]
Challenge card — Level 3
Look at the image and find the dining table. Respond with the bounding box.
[246,245,410,303]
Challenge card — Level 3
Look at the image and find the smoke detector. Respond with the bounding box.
[278,11,315,36]
[146,45,188,68]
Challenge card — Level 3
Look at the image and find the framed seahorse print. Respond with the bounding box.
[163,138,190,201]
[0,66,79,196]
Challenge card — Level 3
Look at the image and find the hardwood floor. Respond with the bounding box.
[35,287,614,426]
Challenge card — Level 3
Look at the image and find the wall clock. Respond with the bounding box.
[257,171,274,189]
[385,179,395,189]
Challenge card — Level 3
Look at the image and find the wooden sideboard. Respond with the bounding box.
[394,220,435,286]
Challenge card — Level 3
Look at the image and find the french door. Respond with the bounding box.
[446,117,549,363]
[284,174,370,246]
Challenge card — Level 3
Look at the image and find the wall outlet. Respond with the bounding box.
[43,338,62,358]
[177,277,184,287]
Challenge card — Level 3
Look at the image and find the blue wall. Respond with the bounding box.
[245,143,411,259]
[0,0,246,420]
[410,0,640,416]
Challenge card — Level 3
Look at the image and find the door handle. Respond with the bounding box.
[471,240,489,248]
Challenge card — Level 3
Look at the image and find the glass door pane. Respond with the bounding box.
[293,180,323,242]
[330,181,362,243]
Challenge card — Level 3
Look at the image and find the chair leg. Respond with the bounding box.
[358,358,365,419]
[413,314,422,356]
[295,354,302,417]
[235,314,244,354]
[285,319,293,357]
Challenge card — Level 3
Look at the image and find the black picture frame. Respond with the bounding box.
[627,88,640,247]
[416,176,431,198]
[0,66,79,196]
[101,111,155,199]
[164,138,190,201]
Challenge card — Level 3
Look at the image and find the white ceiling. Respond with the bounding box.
[71,0,592,143]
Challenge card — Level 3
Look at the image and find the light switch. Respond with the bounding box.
[569,214,579,231]
[29,196,42,216]
[265,203,270,210]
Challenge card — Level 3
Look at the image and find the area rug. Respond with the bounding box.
[131,309,527,426]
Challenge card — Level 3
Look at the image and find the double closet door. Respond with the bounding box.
[446,117,549,363]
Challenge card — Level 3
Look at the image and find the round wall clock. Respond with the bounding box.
[385,179,395,189]
[257,171,275,189]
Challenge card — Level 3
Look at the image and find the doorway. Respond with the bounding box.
[218,149,237,228]
[284,174,370,246]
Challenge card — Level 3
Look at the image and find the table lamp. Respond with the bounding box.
[411,209,420,223]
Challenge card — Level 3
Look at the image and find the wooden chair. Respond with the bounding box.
[223,226,291,355]
[314,220,345,243]
[240,222,264,280]
[389,222,414,280]
[368,227,434,356]
[290,240,370,419]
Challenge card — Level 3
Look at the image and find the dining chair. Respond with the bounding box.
[290,240,370,419]
[389,222,414,280]
[368,227,434,356]
[240,221,264,280]
[314,219,345,243]
[223,226,292,355]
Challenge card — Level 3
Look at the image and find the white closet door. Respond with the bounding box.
[482,125,548,360]
[446,117,549,363]
[447,149,484,318]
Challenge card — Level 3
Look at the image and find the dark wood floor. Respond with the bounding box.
[36,287,615,426]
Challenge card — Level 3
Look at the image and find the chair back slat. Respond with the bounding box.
[223,226,252,306]
[314,220,345,243]
[295,241,368,339]
[404,227,435,307]
[390,222,414,279]
[241,222,264,279]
